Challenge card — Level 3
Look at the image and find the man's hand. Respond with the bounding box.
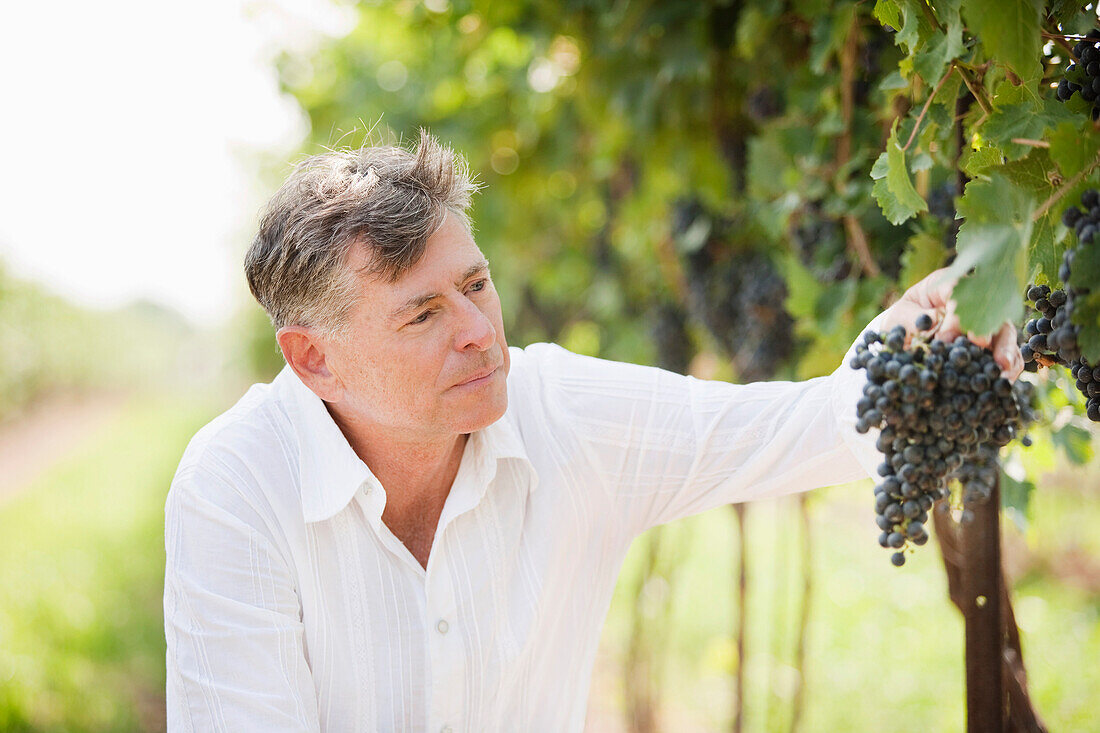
[880,268,1024,381]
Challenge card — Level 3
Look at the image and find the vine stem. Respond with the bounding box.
[917,0,944,34]
[1040,31,1087,41]
[1009,138,1050,148]
[956,66,993,117]
[1032,150,1100,222]
[903,64,956,152]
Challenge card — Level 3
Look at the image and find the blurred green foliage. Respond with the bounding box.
[269,0,921,382]
[0,262,193,422]
[0,398,212,732]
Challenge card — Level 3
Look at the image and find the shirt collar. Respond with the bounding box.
[275,365,538,525]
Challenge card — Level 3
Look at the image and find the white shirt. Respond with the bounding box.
[164,341,879,732]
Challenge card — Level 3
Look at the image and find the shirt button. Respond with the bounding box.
[437,619,449,634]
[441,726,452,733]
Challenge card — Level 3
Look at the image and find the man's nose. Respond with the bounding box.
[454,298,494,351]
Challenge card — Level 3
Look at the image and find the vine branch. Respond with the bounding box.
[1033,150,1100,222]
[1009,138,1050,149]
[1041,31,1077,58]
[917,0,945,35]
[956,65,993,117]
[903,64,957,151]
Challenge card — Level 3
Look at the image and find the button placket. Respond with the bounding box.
[426,543,464,731]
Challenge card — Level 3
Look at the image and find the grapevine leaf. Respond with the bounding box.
[1077,303,1100,364]
[960,145,1004,177]
[810,5,856,74]
[873,177,916,224]
[1047,0,1085,24]
[999,149,1057,201]
[911,18,963,86]
[879,70,908,90]
[778,253,824,322]
[747,133,791,199]
[870,151,890,180]
[886,127,928,212]
[900,229,949,289]
[1070,243,1100,363]
[947,174,1034,335]
[870,122,928,225]
[873,0,902,33]
[982,102,1078,161]
[960,0,1043,81]
[1049,122,1100,178]
[892,0,935,53]
[1051,423,1093,465]
[1069,233,1100,291]
[999,469,1034,517]
[1027,212,1060,287]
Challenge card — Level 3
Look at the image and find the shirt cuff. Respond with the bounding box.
[829,310,891,481]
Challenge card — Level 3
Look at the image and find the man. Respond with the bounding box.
[164,131,1022,731]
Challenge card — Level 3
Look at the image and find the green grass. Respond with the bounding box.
[0,396,213,733]
[0,397,1096,732]
[599,467,1100,732]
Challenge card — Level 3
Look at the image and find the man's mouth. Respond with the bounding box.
[454,364,499,387]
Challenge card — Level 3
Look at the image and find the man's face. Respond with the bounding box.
[323,211,510,440]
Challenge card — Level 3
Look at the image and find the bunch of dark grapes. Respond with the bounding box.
[1020,189,1099,421]
[1021,284,1074,366]
[1056,30,1100,120]
[673,199,795,381]
[851,317,1035,566]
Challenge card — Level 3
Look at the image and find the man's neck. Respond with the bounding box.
[325,402,467,528]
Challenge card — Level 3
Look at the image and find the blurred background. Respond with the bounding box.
[1,1,1098,731]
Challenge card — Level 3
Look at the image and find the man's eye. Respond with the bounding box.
[410,310,433,325]
[469,279,487,293]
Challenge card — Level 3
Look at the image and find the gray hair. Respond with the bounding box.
[244,129,479,337]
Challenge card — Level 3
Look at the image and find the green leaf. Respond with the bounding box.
[999,469,1034,517]
[1051,423,1093,465]
[960,145,1005,177]
[879,121,928,223]
[981,102,1075,161]
[947,174,1034,335]
[911,19,963,86]
[779,253,825,321]
[873,0,902,32]
[999,149,1057,201]
[1069,243,1100,363]
[1027,212,1060,286]
[810,4,856,74]
[961,0,1043,80]
[893,0,935,52]
[1049,122,1100,178]
[900,229,949,289]
[878,70,908,90]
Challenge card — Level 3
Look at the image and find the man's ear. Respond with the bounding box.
[276,325,343,402]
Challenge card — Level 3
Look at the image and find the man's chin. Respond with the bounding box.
[456,389,508,434]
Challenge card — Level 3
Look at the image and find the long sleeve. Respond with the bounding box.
[526,326,882,539]
[164,466,320,732]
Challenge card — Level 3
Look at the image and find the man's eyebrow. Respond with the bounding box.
[389,259,490,321]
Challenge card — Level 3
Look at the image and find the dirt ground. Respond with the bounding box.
[0,392,124,504]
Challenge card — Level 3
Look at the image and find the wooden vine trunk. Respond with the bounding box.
[932,477,1047,732]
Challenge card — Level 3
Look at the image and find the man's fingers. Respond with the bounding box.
[935,306,963,344]
[992,320,1024,380]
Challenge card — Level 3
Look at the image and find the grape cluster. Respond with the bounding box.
[674,199,795,381]
[1021,284,1075,366]
[851,318,1034,566]
[1056,30,1100,120]
[1020,190,1099,421]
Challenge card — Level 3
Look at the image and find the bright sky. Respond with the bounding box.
[0,0,353,326]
